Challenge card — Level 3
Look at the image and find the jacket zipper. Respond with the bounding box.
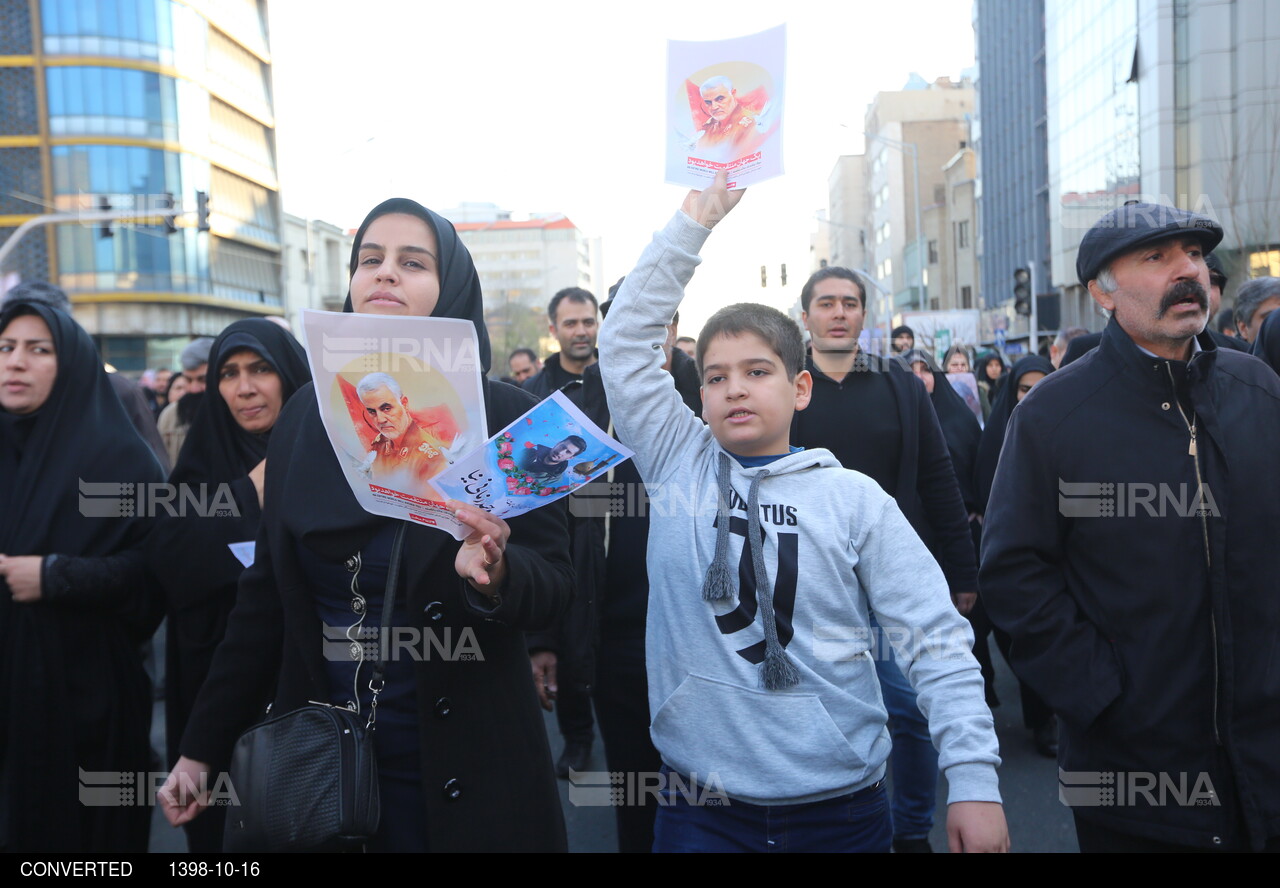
[1165,363,1220,745]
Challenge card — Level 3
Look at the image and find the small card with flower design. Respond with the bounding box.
[432,390,634,525]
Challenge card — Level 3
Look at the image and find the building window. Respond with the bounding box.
[1250,250,1280,277]
[957,220,970,249]
[961,285,972,309]
[927,240,939,264]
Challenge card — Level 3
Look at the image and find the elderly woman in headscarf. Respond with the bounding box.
[148,319,311,852]
[159,199,573,852]
[0,300,165,851]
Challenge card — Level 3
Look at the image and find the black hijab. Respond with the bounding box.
[0,301,163,558]
[285,198,492,556]
[905,349,983,509]
[342,197,491,373]
[1250,308,1280,377]
[974,355,1055,514]
[0,301,164,851]
[169,319,311,487]
[976,349,1008,395]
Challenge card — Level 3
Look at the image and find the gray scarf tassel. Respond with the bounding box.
[746,467,800,691]
[701,452,736,602]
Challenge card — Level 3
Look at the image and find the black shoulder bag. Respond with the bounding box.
[223,524,407,852]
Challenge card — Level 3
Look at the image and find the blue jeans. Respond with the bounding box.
[871,616,939,840]
[652,772,891,853]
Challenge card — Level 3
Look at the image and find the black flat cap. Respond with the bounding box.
[1076,202,1223,285]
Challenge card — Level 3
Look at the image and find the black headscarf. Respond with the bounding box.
[975,349,1008,395]
[974,355,1055,514]
[285,198,492,557]
[1250,308,1280,377]
[0,300,164,851]
[905,349,983,510]
[342,197,491,374]
[169,319,311,488]
[0,301,163,557]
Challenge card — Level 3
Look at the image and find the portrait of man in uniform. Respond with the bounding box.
[692,75,769,160]
[356,371,449,496]
[518,435,587,485]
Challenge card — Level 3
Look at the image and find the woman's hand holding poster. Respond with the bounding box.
[302,310,630,540]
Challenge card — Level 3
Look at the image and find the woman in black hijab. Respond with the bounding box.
[149,319,310,851]
[161,199,573,852]
[0,301,165,851]
[975,349,1008,408]
[972,354,1057,755]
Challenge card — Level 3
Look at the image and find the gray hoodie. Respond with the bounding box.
[598,211,1001,806]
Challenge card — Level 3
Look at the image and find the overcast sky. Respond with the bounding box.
[267,0,976,336]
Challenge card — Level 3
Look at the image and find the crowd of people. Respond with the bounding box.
[2,178,1279,853]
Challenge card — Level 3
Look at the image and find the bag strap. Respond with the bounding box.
[366,522,407,729]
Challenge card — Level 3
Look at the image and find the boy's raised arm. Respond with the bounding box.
[598,171,745,484]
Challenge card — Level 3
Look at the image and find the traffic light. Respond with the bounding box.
[196,190,211,232]
[1014,266,1031,316]
[780,263,787,287]
[98,195,113,240]
[159,192,178,234]
[760,265,767,288]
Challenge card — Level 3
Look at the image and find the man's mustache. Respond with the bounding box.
[1156,279,1208,318]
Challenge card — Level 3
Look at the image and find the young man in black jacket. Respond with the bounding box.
[981,202,1280,852]
[790,267,978,853]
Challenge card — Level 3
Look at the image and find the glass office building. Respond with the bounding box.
[0,0,282,370]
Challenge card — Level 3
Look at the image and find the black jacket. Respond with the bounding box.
[521,354,609,672]
[791,353,977,596]
[521,351,592,402]
[1062,328,1249,367]
[180,378,573,852]
[979,319,1280,849]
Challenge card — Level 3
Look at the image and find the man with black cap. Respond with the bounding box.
[1060,249,1246,367]
[980,202,1280,852]
[157,336,214,466]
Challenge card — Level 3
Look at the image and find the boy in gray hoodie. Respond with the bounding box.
[598,172,1008,852]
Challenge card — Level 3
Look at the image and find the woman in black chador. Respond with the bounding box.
[160,199,573,852]
[149,318,310,851]
[0,300,165,852]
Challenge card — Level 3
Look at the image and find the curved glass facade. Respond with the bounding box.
[46,66,179,140]
[0,0,283,357]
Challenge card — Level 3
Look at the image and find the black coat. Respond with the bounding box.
[979,318,1280,849]
[791,353,977,596]
[0,301,164,852]
[180,378,574,852]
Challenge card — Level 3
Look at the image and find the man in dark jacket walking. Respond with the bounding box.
[791,267,978,853]
[980,202,1280,852]
[522,287,605,777]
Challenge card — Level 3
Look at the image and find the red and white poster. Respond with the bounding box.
[666,24,786,188]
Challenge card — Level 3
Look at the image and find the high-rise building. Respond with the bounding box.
[0,0,283,371]
[985,0,1280,331]
[864,75,975,312]
[974,0,1051,338]
[826,154,867,272]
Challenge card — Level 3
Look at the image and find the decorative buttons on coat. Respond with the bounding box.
[1161,402,1171,410]
[345,555,359,572]
[423,600,444,622]
[348,642,361,660]
[442,778,461,801]
[434,697,452,718]
[351,598,365,614]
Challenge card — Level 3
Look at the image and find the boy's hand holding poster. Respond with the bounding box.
[302,311,630,540]
[666,24,786,189]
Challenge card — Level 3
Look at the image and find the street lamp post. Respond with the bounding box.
[865,132,925,312]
